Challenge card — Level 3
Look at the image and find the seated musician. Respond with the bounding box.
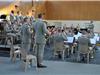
[77,30,91,62]
[53,28,67,58]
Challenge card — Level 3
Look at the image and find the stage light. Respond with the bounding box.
[36,0,39,1]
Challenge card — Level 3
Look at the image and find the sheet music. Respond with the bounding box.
[74,35,79,40]
[94,33,98,37]
[90,38,96,44]
[67,37,74,43]
[93,33,99,41]
[77,32,82,37]
[94,36,99,41]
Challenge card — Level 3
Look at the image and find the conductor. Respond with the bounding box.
[33,13,51,68]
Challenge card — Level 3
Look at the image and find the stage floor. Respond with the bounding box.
[0,57,100,75]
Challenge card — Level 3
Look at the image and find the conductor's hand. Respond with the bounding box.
[48,31,51,36]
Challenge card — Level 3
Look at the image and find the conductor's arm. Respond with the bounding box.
[43,23,51,35]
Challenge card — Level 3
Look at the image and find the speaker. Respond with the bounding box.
[0,22,4,31]
[0,14,7,19]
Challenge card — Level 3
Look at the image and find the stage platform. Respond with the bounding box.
[0,57,100,75]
